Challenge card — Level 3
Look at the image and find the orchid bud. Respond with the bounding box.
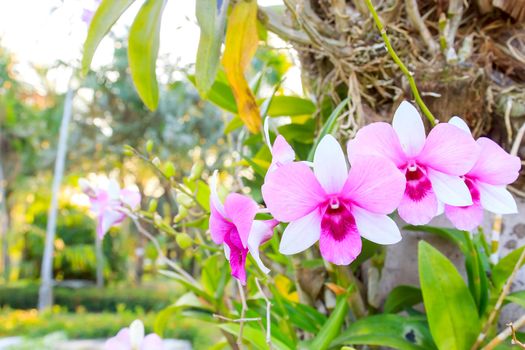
[163,161,176,178]
[147,199,158,213]
[188,161,204,180]
[176,193,193,208]
[176,233,193,249]
[146,140,154,153]
[122,145,134,156]
[174,206,188,223]
[151,157,161,167]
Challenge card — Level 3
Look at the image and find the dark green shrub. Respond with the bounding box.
[0,283,177,312]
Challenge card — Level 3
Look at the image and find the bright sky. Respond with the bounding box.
[0,0,301,94]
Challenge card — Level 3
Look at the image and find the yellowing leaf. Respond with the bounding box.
[222,0,260,133]
[274,274,299,302]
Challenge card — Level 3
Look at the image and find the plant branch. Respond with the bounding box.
[127,212,199,286]
[255,278,273,348]
[364,0,437,126]
[482,315,525,350]
[237,280,248,349]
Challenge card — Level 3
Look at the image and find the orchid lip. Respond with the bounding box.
[407,162,418,172]
[329,197,340,210]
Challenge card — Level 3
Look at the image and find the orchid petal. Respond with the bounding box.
[418,123,479,175]
[445,202,484,231]
[226,239,248,285]
[397,189,438,225]
[313,134,348,194]
[263,116,273,150]
[129,320,145,348]
[469,138,521,185]
[107,179,121,200]
[427,169,473,206]
[319,210,362,265]
[343,156,405,214]
[210,171,226,217]
[141,334,164,350]
[392,101,426,157]
[223,243,231,261]
[353,206,401,245]
[209,205,233,245]
[448,116,471,134]
[347,122,406,168]
[247,219,278,274]
[272,135,295,165]
[224,193,259,248]
[279,209,322,255]
[120,189,141,209]
[262,162,326,222]
[98,209,125,239]
[104,328,131,350]
[478,183,518,214]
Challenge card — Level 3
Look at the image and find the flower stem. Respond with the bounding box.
[364,0,437,126]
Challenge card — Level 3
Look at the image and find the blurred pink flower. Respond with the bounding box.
[443,117,521,230]
[264,117,295,173]
[262,135,405,265]
[104,319,164,350]
[80,178,141,239]
[347,101,480,225]
[209,172,277,284]
[81,0,102,25]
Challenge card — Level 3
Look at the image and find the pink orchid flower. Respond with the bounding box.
[80,178,141,239]
[104,319,164,350]
[347,101,480,225]
[262,134,405,265]
[443,117,521,230]
[209,172,278,284]
[264,117,296,172]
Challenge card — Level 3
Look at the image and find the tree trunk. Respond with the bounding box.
[0,154,9,282]
[38,87,74,310]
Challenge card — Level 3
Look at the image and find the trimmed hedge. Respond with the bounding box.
[0,308,221,348]
[0,283,177,312]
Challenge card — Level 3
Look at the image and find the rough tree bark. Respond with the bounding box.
[38,87,74,310]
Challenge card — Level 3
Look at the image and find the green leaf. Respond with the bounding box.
[404,225,468,251]
[332,314,437,350]
[224,116,243,134]
[307,98,348,161]
[82,0,135,75]
[188,75,238,113]
[265,96,316,117]
[493,246,525,292]
[384,285,423,314]
[219,323,293,350]
[418,241,480,350]
[128,0,165,110]
[195,0,228,96]
[280,299,327,334]
[154,292,211,336]
[407,225,489,314]
[308,293,349,350]
[505,291,525,309]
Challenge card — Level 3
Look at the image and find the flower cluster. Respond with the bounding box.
[210,101,521,284]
